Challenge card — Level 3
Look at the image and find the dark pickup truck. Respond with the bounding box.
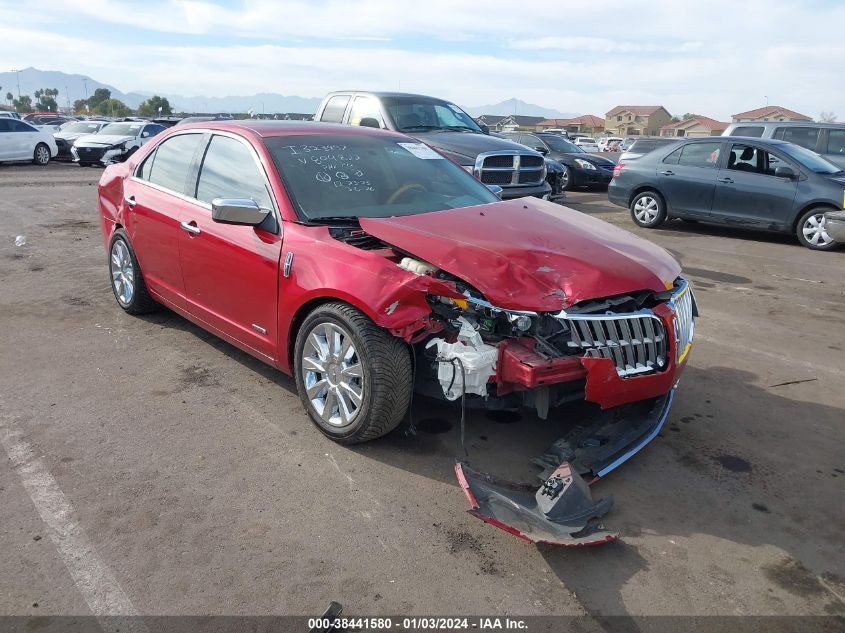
[314,91,555,201]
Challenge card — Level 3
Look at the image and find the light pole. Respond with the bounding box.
[764,95,769,107]
[10,69,21,99]
[83,79,88,99]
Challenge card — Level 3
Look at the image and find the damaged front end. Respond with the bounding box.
[412,266,696,545]
[328,216,696,546]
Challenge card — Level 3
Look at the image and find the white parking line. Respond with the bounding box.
[0,404,147,631]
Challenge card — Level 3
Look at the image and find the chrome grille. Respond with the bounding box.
[562,312,668,377]
[474,150,546,187]
[670,280,695,363]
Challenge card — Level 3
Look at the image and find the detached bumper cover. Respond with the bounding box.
[455,462,617,546]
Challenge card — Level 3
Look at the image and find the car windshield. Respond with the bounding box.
[62,121,105,134]
[777,143,842,174]
[542,135,583,153]
[99,123,143,136]
[382,96,483,133]
[265,134,498,222]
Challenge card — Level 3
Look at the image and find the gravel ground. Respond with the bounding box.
[0,163,843,622]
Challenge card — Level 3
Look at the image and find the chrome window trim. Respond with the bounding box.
[129,128,281,226]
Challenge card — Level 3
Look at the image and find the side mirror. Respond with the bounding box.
[486,184,504,199]
[480,124,490,135]
[535,146,549,155]
[774,165,797,180]
[359,117,380,129]
[211,198,270,226]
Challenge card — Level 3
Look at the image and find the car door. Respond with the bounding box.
[710,143,799,229]
[178,132,283,361]
[0,119,11,160]
[125,131,207,308]
[8,119,39,159]
[657,141,722,218]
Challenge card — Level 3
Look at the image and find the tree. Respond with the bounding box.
[13,95,33,113]
[88,88,112,110]
[73,99,89,114]
[819,111,837,123]
[34,87,60,112]
[5,92,12,107]
[137,95,172,117]
[94,98,131,117]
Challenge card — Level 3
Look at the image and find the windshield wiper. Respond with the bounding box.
[305,216,360,225]
[442,125,477,132]
[399,125,441,132]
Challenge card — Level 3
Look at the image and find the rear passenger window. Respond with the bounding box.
[196,135,272,209]
[775,127,819,150]
[732,126,764,137]
[663,147,683,164]
[320,95,351,123]
[145,133,204,195]
[677,142,721,168]
[828,130,845,155]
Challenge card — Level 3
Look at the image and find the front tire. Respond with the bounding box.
[108,230,158,314]
[294,303,412,444]
[33,143,50,166]
[796,207,838,251]
[560,165,573,191]
[630,191,667,228]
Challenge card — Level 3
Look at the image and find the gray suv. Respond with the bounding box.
[722,121,845,169]
[314,92,551,200]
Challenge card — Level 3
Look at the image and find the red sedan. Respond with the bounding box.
[98,121,696,543]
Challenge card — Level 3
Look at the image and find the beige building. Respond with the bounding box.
[660,116,729,138]
[537,115,605,135]
[605,106,673,136]
[731,106,812,123]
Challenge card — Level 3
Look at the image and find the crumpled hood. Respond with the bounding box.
[55,132,92,142]
[74,134,134,147]
[412,130,535,163]
[359,198,681,311]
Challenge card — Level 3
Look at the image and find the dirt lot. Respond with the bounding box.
[1,163,843,620]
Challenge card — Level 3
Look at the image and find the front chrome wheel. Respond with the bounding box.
[801,212,833,247]
[110,239,134,306]
[301,322,364,428]
[560,166,571,190]
[633,195,659,223]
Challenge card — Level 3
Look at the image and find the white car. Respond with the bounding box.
[0,118,58,165]
[71,121,165,166]
[573,137,600,152]
[598,136,623,152]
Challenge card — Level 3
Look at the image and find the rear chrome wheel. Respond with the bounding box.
[110,239,134,306]
[630,191,667,228]
[107,230,158,314]
[797,209,837,250]
[33,143,50,166]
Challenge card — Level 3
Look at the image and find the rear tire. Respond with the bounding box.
[33,143,50,166]
[108,229,158,314]
[630,191,667,228]
[796,207,839,251]
[294,302,412,444]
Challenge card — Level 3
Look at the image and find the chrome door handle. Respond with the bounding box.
[124,195,136,208]
[718,177,734,184]
[661,170,674,176]
[180,221,201,235]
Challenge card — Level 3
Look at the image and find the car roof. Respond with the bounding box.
[728,120,845,128]
[175,119,409,140]
[324,90,453,101]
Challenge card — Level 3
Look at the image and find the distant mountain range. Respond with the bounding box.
[0,68,577,118]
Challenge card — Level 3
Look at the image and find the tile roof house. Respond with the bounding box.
[605,105,673,136]
[474,114,508,129]
[495,115,546,132]
[660,115,729,138]
[537,115,605,135]
[731,106,812,123]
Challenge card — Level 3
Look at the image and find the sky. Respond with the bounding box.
[0,0,843,120]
